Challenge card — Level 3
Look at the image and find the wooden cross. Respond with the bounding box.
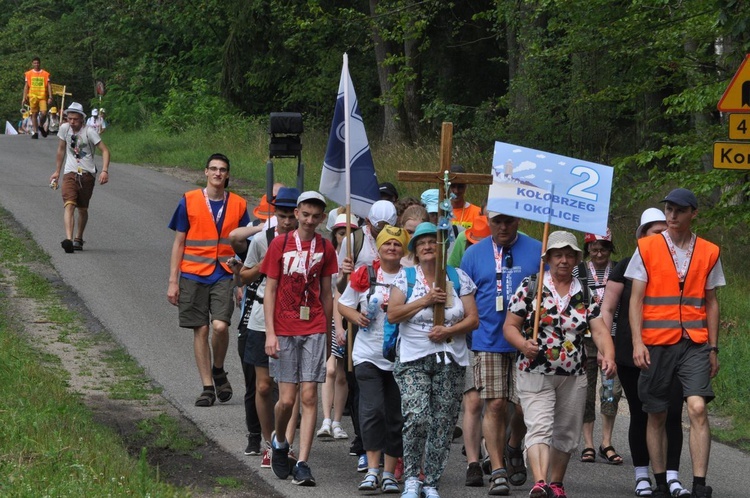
[397,122,493,325]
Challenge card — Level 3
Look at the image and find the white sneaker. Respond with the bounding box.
[401,477,422,498]
[332,425,349,439]
[422,485,440,498]
[316,423,332,438]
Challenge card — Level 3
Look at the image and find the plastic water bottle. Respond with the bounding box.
[366,296,380,321]
[601,371,615,403]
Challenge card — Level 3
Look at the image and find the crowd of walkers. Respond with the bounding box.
[167,154,724,498]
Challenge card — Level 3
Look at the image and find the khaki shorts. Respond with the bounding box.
[474,351,519,403]
[178,277,234,328]
[61,172,95,209]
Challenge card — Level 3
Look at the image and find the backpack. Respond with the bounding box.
[524,271,590,334]
[238,228,285,332]
[382,266,461,362]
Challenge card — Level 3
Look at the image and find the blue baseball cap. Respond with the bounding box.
[421,189,439,214]
[661,188,697,209]
[407,222,438,252]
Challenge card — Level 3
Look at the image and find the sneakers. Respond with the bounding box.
[422,485,440,498]
[394,457,404,483]
[333,424,349,439]
[31,132,38,139]
[317,421,332,438]
[691,484,712,498]
[465,462,484,487]
[549,482,567,498]
[358,471,380,491]
[292,461,316,486]
[357,454,368,472]
[489,469,510,496]
[481,455,492,476]
[61,239,74,254]
[400,477,422,498]
[271,436,291,479]
[244,433,261,456]
[260,446,271,468]
[529,481,551,498]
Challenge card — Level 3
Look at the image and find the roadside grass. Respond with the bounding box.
[0,294,183,497]
[0,211,249,496]
[107,122,750,451]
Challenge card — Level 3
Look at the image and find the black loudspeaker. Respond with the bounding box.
[269,112,303,158]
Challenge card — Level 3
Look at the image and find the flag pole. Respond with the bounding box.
[342,53,356,372]
[532,185,555,341]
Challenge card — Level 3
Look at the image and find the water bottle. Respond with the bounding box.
[601,371,615,403]
[366,296,380,321]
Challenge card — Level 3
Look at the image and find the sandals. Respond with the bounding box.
[212,370,233,403]
[195,388,216,407]
[635,477,653,496]
[73,238,84,251]
[668,479,690,497]
[488,469,510,496]
[358,471,379,491]
[505,442,527,486]
[580,447,596,463]
[599,445,624,465]
[381,475,399,494]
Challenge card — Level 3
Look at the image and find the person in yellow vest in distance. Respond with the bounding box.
[167,153,250,407]
[21,56,53,139]
[626,188,725,498]
[449,164,482,229]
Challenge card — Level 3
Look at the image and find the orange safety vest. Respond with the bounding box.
[639,234,720,346]
[180,189,247,276]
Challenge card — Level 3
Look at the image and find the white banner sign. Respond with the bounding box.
[487,142,613,235]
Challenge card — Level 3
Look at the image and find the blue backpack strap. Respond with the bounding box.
[446,265,461,294]
[404,266,416,300]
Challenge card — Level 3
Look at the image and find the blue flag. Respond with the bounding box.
[320,55,380,219]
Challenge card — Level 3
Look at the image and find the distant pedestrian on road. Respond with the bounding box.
[261,191,338,487]
[627,188,725,498]
[22,56,53,139]
[49,102,110,253]
[167,153,250,408]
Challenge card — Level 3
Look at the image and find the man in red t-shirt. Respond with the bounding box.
[22,56,53,139]
[262,190,338,486]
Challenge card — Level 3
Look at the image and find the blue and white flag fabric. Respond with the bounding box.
[487,141,613,235]
[320,54,380,220]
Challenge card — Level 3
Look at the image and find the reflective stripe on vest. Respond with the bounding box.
[639,234,719,346]
[180,189,246,276]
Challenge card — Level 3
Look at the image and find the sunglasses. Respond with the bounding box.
[70,134,81,159]
[505,248,513,268]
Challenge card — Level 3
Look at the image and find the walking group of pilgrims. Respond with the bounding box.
[167,153,724,498]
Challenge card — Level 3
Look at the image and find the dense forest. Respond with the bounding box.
[2,0,749,230]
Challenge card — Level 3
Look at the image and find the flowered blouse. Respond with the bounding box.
[508,271,601,376]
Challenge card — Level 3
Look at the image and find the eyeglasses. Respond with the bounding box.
[415,239,437,247]
[589,248,611,255]
[207,166,228,174]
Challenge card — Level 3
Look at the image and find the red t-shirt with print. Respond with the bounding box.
[261,231,338,336]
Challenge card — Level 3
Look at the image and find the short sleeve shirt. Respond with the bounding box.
[508,272,601,375]
[58,123,101,175]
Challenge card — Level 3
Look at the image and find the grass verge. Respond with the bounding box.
[0,210,273,497]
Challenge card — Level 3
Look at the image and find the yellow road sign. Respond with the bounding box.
[713,141,750,169]
[718,55,750,112]
[50,83,71,96]
[728,114,750,140]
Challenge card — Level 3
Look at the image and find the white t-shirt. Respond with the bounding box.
[243,229,276,332]
[625,246,726,289]
[337,226,378,269]
[391,266,476,366]
[57,123,101,174]
[339,268,400,371]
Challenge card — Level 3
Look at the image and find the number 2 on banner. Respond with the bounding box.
[567,166,599,201]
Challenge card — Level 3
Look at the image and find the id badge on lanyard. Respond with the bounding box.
[493,244,505,311]
[294,230,316,321]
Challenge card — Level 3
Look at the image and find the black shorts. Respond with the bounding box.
[638,339,714,413]
[243,329,269,367]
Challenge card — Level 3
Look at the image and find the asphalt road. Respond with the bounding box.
[0,133,747,497]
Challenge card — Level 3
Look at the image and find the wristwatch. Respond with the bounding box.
[708,346,719,354]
